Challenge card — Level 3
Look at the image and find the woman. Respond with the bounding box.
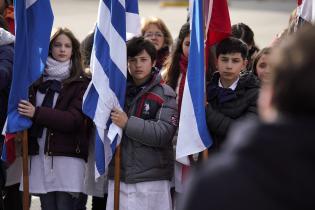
[142,17,173,71]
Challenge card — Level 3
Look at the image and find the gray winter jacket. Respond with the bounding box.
[109,74,178,183]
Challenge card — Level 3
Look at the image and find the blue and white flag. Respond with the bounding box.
[176,0,212,165]
[6,0,54,133]
[82,0,140,178]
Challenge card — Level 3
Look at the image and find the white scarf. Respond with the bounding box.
[44,56,71,81]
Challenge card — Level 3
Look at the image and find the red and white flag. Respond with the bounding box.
[204,0,231,68]
[205,0,231,46]
[297,0,315,23]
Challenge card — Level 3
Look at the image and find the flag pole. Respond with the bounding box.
[114,144,121,210]
[202,0,209,160]
[22,130,29,210]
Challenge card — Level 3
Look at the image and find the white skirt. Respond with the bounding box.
[106,180,172,210]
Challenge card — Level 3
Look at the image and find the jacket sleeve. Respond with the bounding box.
[124,92,178,148]
[206,103,233,138]
[32,82,87,133]
[0,45,13,90]
[206,89,258,139]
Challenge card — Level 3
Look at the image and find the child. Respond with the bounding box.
[252,47,271,81]
[17,27,90,210]
[232,23,259,71]
[163,22,190,114]
[206,37,260,151]
[163,22,191,198]
[107,36,178,210]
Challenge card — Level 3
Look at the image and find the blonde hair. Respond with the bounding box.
[141,17,173,48]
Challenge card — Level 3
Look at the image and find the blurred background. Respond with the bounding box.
[51,0,296,48]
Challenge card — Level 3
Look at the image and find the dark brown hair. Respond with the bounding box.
[163,22,190,90]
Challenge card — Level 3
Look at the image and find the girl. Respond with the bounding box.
[18,27,90,210]
[232,22,259,71]
[163,22,190,204]
[252,47,271,81]
[163,22,190,114]
[141,17,173,71]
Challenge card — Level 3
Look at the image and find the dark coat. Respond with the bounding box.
[180,118,315,210]
[108,74,178,183]
[0,43,13,133]
[206,72,260,150]
[28,76,91,161]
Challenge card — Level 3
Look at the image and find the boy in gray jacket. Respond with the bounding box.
[107,36,178,210]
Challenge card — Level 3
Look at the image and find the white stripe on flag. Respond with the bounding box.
[205,0,213,35]
[126,12,141,40]
[26,0,37,9]
[176,81,205,165]
[82,0,140,178]
[97,1,127,77]
[298,0,315,23]
[176,0,212,166]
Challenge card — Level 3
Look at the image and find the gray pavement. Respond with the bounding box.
[30,0,296,209]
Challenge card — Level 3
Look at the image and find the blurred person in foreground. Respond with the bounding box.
[180,25,315,210]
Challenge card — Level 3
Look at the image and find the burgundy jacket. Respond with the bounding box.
[28,75,91,161]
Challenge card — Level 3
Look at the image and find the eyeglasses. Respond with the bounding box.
[144,32,164,38]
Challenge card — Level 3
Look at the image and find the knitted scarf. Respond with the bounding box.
[44,56,71,81]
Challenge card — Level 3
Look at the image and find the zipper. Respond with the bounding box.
[46,130,52,155]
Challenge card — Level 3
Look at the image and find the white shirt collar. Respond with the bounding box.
[218,77,239,91]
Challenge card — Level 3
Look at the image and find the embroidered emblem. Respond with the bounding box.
[143,103,150,115]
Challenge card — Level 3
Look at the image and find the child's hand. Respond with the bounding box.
[18,100,35,118]
[111,108,128,129]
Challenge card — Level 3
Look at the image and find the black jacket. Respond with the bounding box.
[180,118,315,210]
[0,43,13,135]
[206,72,260,150]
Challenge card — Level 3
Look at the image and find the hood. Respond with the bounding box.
[0,28,15,46]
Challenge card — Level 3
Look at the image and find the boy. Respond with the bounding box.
[206,37,260,150]
[107,36,178,210]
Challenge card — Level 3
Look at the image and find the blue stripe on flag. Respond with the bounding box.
[111,0,126,40]
[7,0,53,133]
[95,130,105,175]
[94,28,126,107]
[82,0,140,178]
[82,84,98,120]
[126,0,139,14]
[188,0,212,147]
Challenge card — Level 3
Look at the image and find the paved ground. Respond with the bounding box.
[30,0,296,209]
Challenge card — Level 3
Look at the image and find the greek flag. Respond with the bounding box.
[82,0,140,178]
[6,0,54,133]
[176,0,212,165]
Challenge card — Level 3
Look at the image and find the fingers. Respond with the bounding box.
[19,100,32,106]
[18,100,35,118]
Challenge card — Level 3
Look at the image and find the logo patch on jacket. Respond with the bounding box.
[143,103,150,115]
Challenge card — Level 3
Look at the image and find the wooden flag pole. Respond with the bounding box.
[22,130,29,210]
[202,0,209,160]
[114,144,121,210]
